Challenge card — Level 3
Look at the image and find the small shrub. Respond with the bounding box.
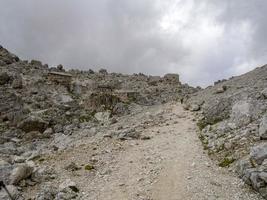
[218,157,235,167]
[84,164,95,171]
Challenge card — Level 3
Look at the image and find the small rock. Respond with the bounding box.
[43,128,53,137]
[35,184,57,200]
[59,179,79,193]
[94,111,110,123]
[65,162,81,172]
[57,64,64,71]
[10,164,33,185]
[250,143,267,165]
[215,86,227,94]
[12,75,23,89]
[99,68,108,74]
[140,135,151,140]
[118,128,140,140]
[13,156,25,163]
[190,104,200,112]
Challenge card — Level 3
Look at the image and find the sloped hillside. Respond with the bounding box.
[185,64,267,198]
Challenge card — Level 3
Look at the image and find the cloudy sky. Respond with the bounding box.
[1,0,267,86]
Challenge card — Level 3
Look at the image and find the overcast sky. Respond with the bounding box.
[1,0,267,86]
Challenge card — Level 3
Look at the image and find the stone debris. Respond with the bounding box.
[185,63,267,198]
[0,45,265,199]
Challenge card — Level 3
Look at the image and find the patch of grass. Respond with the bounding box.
[84,164,95,171]
[218,157,235,167]
[197,120,208,131]
[197,117,223,131]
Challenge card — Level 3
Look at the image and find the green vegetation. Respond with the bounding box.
[218,157,235,167]
[84,164,95,171]
[197,117,223,131]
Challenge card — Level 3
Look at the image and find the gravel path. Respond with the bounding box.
[44,103,263,200]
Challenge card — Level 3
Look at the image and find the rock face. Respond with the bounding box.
[185,64,267,198]
[237,143,267,198]
[260,114,267,139]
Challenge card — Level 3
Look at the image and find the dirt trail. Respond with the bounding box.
[46,103,263,200]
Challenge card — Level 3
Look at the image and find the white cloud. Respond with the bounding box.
[0,0,266,86]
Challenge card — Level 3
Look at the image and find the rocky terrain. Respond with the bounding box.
[185,65,267,198]
[0,46,198,199]
[0,45,266,200]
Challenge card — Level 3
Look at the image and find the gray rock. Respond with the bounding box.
[0,185,21,200]
[259,159,267,171]
[0,142,20,155]
[35,184,57,200]
[12,75,23,89]
[10,164,33,185]
[64,162,80,172]
[250,171,265,190]
[31,166,57,183]
[30,60,42,66]
[0,72,11,85]
[0,163,13,184]
[118,128,140,140]
[261,88,267,98]
[230,100,251,127]
[13,156,26,163]
[112,102,130,115]
[43,128,53,137]
[94,111,110,123]
[250,143,267,165]
[59,179,79,192]
[57,64,64,71]
[259,172,267,182]
[55,179,79,200]
[259,114,267,139]
[259,187,267,199]
[190,104,200,112]
[99,68,108,75]
[54,124,63,133]
[215,86,227,94]
[236,158,253,177]
[163,73,180,84]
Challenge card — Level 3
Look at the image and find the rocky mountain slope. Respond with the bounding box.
[0,46,197,199]
[1,44,267,199]
[185,65,267,198]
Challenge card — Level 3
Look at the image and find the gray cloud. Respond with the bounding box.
[0,0,267,86]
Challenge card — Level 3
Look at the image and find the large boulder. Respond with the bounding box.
[250,143,267,165]
[259,114,267,139]
[18,116,48,133]
[230,100,252,127]
[201,97,232,126]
